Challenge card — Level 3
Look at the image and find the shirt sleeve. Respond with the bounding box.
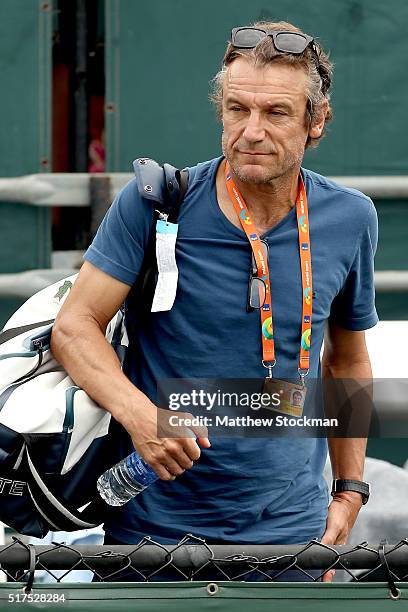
[329,200,379,331]
[83,178,153,286]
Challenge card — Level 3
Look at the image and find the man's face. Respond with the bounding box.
[221,58,319,184]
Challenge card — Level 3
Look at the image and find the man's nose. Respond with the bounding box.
[242,112,266,142]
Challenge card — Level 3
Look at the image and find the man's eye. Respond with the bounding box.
[230,106,244,112]
[269,110,286,116]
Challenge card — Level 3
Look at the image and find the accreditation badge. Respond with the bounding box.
[262,378,307,417]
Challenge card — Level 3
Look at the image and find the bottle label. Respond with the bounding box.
[126,454,158,488]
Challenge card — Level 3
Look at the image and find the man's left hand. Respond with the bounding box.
[320,491,363,582]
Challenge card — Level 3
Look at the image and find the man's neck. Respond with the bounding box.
[223,160,300,226]
[216,160,298,235]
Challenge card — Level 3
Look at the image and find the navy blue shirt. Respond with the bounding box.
[84,156,378,544]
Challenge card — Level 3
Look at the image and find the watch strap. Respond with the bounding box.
[331,479,370,504]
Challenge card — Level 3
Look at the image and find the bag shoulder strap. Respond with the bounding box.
[132,157,189,223]
[0,319,55,345]
[131,158,189,311]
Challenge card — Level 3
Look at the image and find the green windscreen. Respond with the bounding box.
[2,582,407,612]
[105,0,408,320]
[0,0,52,327]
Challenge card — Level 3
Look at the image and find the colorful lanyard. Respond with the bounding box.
[224,161,313,381]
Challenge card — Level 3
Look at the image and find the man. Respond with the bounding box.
[291,390,304,409]
[51,20,377,582]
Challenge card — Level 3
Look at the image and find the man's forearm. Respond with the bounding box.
[322,357,372,481]
[326,438,366,480]
[51,314,153,429]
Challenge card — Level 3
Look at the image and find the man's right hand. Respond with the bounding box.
[121,401,211,481]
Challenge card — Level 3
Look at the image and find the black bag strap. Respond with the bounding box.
[0,320,55,345]
[177,167,189,216]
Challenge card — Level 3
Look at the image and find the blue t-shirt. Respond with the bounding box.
[84,156,378,544]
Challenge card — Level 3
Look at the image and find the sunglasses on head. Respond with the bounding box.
[231,27,316,55]
[230,26,325,89]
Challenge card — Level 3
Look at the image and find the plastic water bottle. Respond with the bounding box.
[97,451,159,506]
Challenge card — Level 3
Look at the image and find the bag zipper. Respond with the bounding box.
[12,339,45,385]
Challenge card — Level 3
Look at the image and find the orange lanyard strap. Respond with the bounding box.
[224,161,312,378]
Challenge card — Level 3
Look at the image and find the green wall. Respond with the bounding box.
[105,0,408,175]
[0,0,52,326]
[105,0,408,321]
[375,200,408,320]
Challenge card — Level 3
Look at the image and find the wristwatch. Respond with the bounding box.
[331,479,371,505]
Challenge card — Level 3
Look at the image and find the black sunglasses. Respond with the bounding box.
[230,27,327,95]
[247,240,269,311]
[231,27,315,55]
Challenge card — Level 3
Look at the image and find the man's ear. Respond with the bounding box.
[308,100,328,139]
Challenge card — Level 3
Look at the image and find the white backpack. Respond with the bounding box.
[0,275,128,536]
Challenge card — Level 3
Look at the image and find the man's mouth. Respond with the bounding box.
[238,151,270,156]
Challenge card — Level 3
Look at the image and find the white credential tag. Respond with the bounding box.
[151,219,179,312]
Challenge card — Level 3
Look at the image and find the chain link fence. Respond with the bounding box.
[0,535,407,599]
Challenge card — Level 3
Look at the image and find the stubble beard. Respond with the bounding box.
[221,133,301,185]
